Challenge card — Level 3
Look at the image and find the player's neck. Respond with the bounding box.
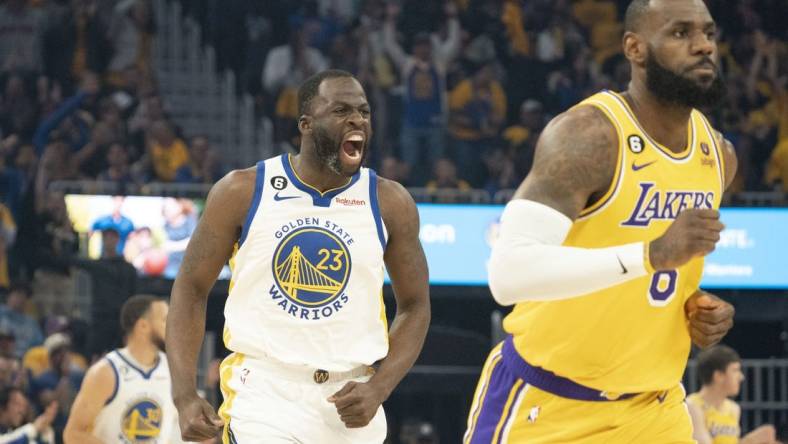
[290,151,351,193]
[699,386,728,409]
[624,80,692,154]
[123,341,159,369]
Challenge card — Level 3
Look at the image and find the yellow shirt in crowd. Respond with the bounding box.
[151,139,189,182]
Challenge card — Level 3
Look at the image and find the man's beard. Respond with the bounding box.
[313,126,366,177]
[645,50,726,109]
[150,331,165,351]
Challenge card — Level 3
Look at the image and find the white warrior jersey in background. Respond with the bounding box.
[224,154,390,371]
[92,349,180,443]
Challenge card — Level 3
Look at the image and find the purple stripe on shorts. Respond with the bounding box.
[468,359,520,444]
[496,382,527,444]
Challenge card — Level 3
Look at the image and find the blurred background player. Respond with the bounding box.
[687,345,782,444]
[64,295,187,443]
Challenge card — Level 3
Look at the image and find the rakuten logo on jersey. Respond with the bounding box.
[335,197,366,206]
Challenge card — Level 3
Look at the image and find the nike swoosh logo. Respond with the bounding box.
[273,192,299,201]
[632,160,657,171]
[657,392,667,403]
[616,255,628,274]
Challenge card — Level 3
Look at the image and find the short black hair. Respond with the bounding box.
[120,295,163,336]
[624,0,651,32]
[697,345,741,385]
[0,386,23,410]
[297,69,355,116]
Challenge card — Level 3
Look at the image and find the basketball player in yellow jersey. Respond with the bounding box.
[465,1,738,442]
[687,346,780,444]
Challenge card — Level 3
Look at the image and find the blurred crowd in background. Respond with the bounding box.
[0,0,785,442]
[177,0,787,194]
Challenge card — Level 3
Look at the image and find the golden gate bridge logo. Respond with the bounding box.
[121,398,162,442]
[273,227,351,306]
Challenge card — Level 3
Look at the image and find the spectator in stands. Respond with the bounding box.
[448,63,506,185]
[128,93,167,139]
[73,121,121,178]
[687,345,780,444]
[0,202,17,288]
[0,0,47,75]
[43,0,111,90]
[0,74,39,140]
[66,228,136,359]
[107,0,156,86]
[174,136,223,184]
[378,155,409,184]
[0,282,42,359]
[27,192,77,318]
[32,72,100,156]
[146,119,189,182]
[0,387,56,444]
[263,26,327,147]
[29,333,83,439]
[0,330,14,361]
[95,98,127,145]
[289,0,343,53]
[425,158,471,202]
[0,354,27,390]
[97,142,135,187]
[501,99,546,178]
[0,139,27,221]
[481,148,519,198]
[765,137,788,191]
[383,1,460,185]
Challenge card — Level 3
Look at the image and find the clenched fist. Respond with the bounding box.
[685,291,734,349]
[649,209,725,270]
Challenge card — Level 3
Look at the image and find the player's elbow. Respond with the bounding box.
[488,250,526,306]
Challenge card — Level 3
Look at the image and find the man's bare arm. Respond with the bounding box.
[329,178,430,429]
[714,131,738,191]
[514,105,618,219]
[490,105,725,304]
[166,169,253,409]
[63,361,115,444]
[370,178,430,400]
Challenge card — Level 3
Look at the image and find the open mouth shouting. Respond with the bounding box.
[341,131,365,168]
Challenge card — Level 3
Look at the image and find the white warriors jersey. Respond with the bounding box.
[223,154,390,371]
[93,349,181,444]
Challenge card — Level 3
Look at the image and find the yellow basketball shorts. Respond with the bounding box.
[464,340,695,443]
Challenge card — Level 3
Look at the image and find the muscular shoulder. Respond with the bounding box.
[514,104,618,219]
[376,177,418,235]
[86,358,115,379]
[712,130,738,190]
[207,166,258,226]
[214,167,257,200]
[81,358,116,397]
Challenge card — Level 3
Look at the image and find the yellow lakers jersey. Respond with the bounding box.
[687,393,741,443]
[503,91,726,393]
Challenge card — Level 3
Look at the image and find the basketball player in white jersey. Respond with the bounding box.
[64,295,184,443]
[166,69,430,443]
